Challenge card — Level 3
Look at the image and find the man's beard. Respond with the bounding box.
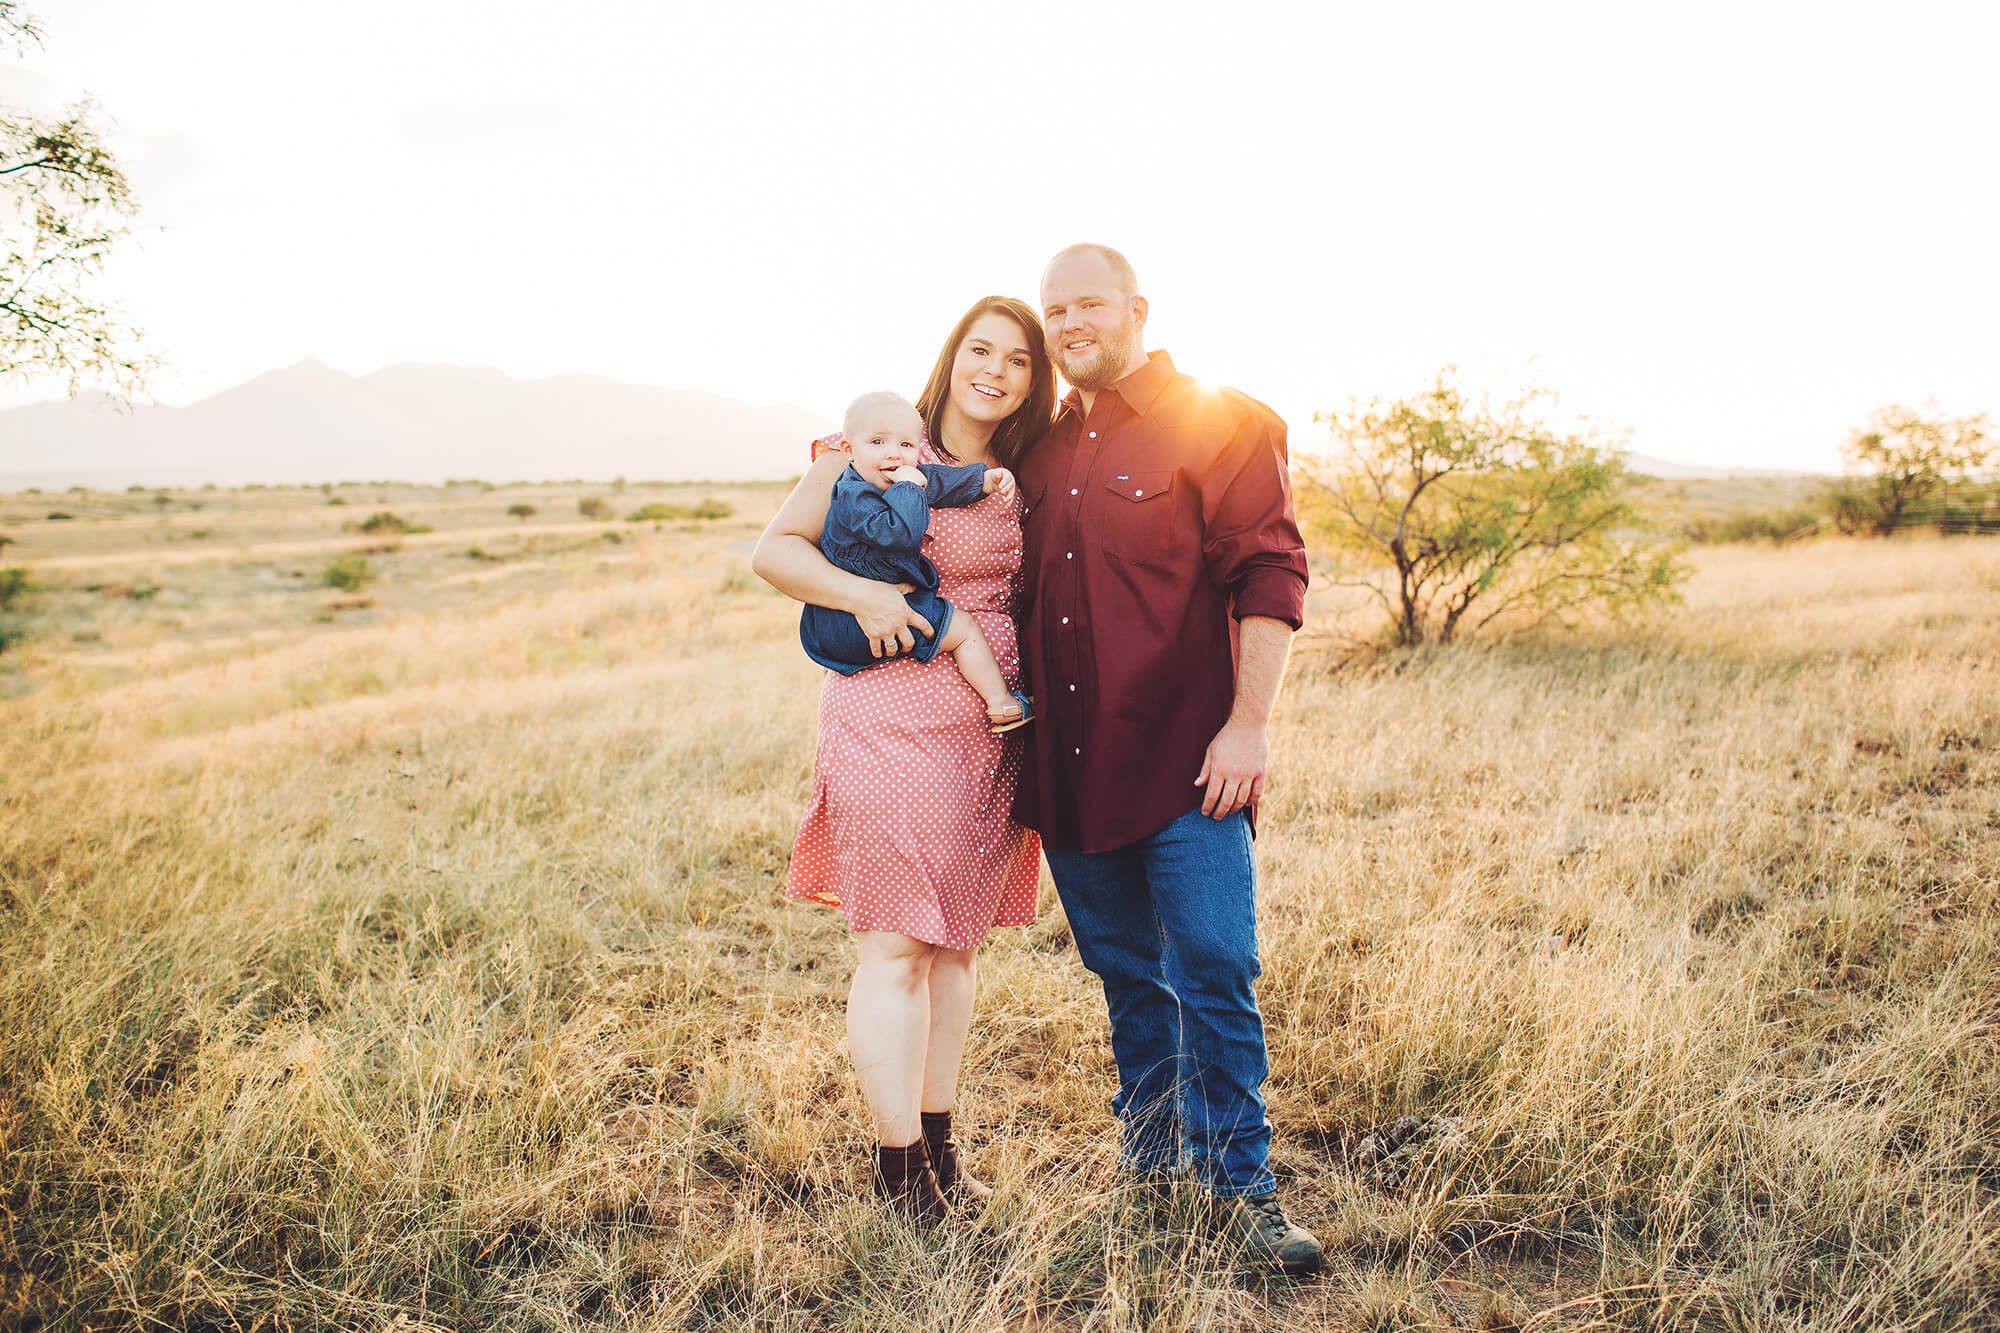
[1054,315,1138,391]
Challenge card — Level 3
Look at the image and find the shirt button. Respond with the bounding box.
[1065,551,1073,559]
[1070,488,1079,496]
[1088,431,1097,439]
[1061,616,1070,624]
[1068,684,1076,692]
[1073,747,1082,756]
[1134,489,1144,497]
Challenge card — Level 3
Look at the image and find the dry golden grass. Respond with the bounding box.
[2,485,1996,1331]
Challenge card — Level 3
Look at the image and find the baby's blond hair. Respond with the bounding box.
[843,390,921,442]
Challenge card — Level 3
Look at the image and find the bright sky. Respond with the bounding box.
[5,0,1995,472]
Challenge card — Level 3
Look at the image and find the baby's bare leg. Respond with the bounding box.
[936,613,1015,715]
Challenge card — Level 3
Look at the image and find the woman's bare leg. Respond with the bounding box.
[849,930,936,1146]
[921,944,978,1114]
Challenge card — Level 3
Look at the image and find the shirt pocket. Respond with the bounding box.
[1019,478,1046,520]
[1101,469,1175,564]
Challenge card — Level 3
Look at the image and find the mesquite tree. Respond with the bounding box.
[0,3,154,396]
[1835,404,1992,535]
[1302,371,1684,646]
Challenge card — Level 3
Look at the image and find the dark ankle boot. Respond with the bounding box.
[920,1111,992,1203]
[873,1140,948,1222]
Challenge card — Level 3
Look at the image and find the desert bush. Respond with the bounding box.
[45,511,73,521]
[624,501,685,522]
[321,554,373,592]
[578,497,613,520]
[507,503,536,521]
[0,532,12,553]
[355,511,431,535]
[325,495,348,506]
[1832,475,2000,537]
[626,498,734,523]
[1301,370,1685,645]
[94,581,159,601]
[0,565,29,653]
[1680,499,1829,544]
[1934,480,2000,533]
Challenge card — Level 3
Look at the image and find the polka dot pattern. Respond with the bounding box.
[787,435,1042,949]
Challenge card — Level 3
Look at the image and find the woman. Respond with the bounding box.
[751,295,1054,1219]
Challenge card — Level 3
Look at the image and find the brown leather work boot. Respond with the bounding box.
[920,1110,991,1203]
[873,1140,949,1223]
[1210,1191,1324,1275]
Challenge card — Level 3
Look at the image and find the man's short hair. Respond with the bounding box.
[1047,243,1138,297]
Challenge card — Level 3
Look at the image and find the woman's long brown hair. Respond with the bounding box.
[914,295,1055,471]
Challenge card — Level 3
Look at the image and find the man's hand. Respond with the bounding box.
[983,467,1017,500]
[851,579,932,658]
[886,465,928,488]
[1194,718,1269,819]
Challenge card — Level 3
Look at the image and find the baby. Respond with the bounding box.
[800,391,1034,733]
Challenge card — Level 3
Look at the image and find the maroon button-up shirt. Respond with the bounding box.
[1013,350,1309,853]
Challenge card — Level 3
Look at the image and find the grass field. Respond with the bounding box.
[2,482,1997,1330]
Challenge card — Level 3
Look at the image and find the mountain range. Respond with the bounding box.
[0,360,1797,488]
[0,360,832,488]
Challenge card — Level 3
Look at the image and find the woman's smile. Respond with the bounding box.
[948,312,1034,423]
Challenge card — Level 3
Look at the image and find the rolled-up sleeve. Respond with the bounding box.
[1200,404,1308,630]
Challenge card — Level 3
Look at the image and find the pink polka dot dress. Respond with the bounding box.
[786,435,1042,950]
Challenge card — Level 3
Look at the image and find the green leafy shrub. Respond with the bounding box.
[625,498,735,523]
[322,554,373,592]
[356,511,431,535]
[1681,501,1829,544]
[578,497,613,520]
[0,565,29,654]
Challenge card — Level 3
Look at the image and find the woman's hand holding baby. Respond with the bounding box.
[983,468,1017,501]
[850,579,932,658]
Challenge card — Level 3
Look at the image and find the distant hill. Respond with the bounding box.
[0,361,832,488]
[0,363,1823,490]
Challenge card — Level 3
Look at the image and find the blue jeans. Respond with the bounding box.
[1044,807,1275,1198]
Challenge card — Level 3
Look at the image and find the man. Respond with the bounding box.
[1014,243,1321,1274]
